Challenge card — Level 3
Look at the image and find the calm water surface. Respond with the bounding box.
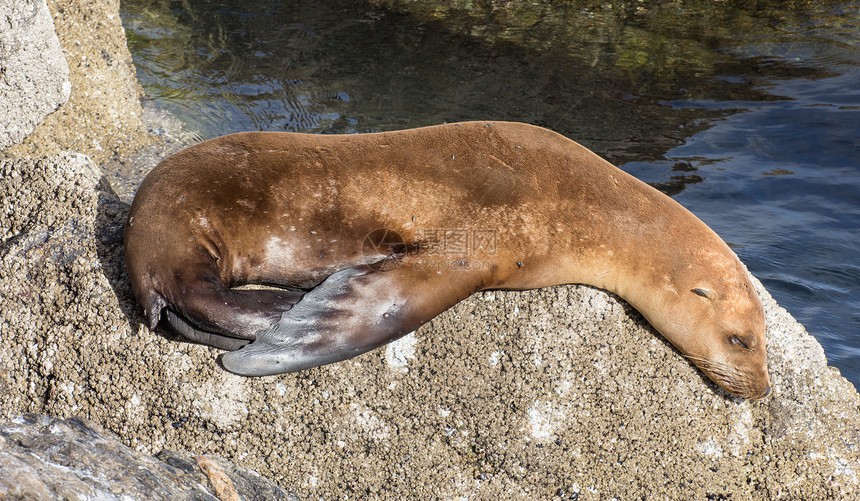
[121,0,860,388]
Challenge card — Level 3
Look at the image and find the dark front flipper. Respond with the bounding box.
[163,264,306,350]
[164,309,251,351]
[220,262,489,376]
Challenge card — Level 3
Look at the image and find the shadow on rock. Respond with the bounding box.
[94,175,143,335]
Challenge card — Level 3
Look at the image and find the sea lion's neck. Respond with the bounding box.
[511,170,706,314]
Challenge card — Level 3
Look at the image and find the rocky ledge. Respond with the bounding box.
[0,0,858,500]
[0,0,70,150]
[2,152,859,500]
[0,414,294,500]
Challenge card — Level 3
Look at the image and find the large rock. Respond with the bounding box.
[0,413,294,500]
[3,0,153,168]
[2,153,859,499]
[0,0,70,150]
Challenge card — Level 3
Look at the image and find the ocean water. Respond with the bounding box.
[120,0,860,388]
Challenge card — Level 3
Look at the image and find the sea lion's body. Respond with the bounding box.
[124,122,770,399]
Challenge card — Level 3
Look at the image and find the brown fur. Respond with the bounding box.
[125,121,770,398]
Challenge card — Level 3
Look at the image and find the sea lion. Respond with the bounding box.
[124,121,770,399]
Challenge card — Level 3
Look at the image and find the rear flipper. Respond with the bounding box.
[221,262,489,376]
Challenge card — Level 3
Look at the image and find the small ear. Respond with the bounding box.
[692,287,716,300]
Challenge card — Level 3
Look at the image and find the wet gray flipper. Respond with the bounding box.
[220,263,489,376]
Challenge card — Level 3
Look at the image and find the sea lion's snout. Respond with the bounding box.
[752,364,772,400]
[741,366,771,400]
[685,355,770,400]
[754,384,772,400]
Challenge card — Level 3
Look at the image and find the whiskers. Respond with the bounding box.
[684,354,767,400]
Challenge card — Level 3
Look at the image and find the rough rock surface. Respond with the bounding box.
[1,153,859,500]
[0,413,294,500]
[0,0,70,150]
[1,0,858,498]
[3,0,153,165]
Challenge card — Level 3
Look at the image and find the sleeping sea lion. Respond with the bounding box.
[124,121,770,399]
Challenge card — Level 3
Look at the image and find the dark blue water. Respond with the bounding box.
[121,1,860,388]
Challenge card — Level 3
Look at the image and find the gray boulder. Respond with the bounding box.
[0,413,294,500]
[1,152,858,499]
[0,0,71,150]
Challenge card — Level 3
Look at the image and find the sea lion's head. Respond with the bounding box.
[683,283,769,399]
[641,254,771,400]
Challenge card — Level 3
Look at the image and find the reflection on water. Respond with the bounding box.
[120,0,860,388]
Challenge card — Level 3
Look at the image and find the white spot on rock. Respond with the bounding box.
[124,393,145,426]
[385,331,417,372]
[726,406,753,456]
[696,438,724,457]
[525,400,570,442]
[190,374,250,429]
[350,403,390,441]
[489,350,504,366]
